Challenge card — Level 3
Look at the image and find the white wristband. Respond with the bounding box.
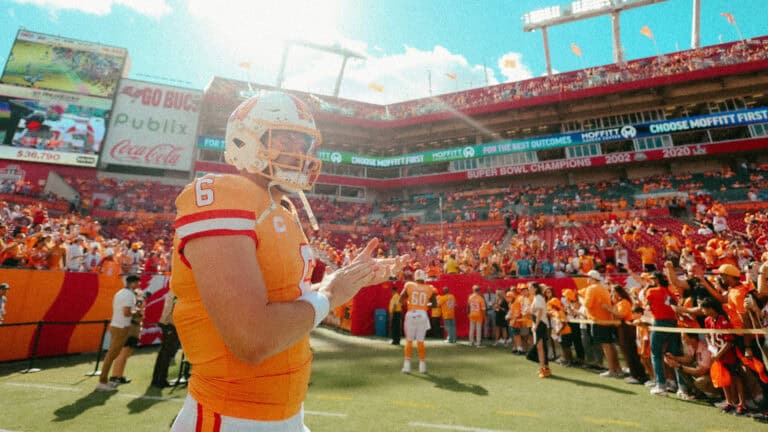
[298,291,330,328]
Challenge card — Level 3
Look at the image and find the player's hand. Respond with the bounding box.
[319,238,409,309]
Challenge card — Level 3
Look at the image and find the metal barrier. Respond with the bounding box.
[0,320,110,373]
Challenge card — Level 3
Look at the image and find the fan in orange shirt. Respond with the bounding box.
[478,241,492,260]
[577,249,595,274]
[512,285,533,353]
[662,233,681,260]
[636,245,657,272]
[583,270,622,377]
[437,287,457,343]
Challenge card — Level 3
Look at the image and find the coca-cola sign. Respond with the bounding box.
[109,140,184,167]
[102,79,202,171]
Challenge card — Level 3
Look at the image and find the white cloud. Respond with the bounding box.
[183,1,538,103]
[497,52,534,82]
[11,0,171,18]
[284,45,510,104]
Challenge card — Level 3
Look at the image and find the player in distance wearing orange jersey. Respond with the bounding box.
[169,92,408,432]
[400,269,435,373]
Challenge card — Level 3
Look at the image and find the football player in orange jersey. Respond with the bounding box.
[467,285,486,347]
[400,269,434,373]
[169,92,408,432]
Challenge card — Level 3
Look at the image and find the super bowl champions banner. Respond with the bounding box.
[101,79,202,171]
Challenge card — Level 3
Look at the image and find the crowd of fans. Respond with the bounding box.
[0,200,170,275]
[418,255,768,416]
[0,161,762,282]
[63,176,182,214]
[302,37,768,122]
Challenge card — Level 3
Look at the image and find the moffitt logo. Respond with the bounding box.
[620,125,637,139]
[120,86,200,112]
[110,139,183,167]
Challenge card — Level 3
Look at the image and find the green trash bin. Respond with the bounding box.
[374,309,388,337]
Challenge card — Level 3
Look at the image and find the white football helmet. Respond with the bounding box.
[414,269,427,282]
[225,91,322,191]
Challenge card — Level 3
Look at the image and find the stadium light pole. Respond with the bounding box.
[691,0,700,49]
[522,0,668,74]
[276,40,366,98]
[541,27,553,76]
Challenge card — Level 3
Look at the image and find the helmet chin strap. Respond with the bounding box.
[255,181,280,227]
[297,190,319,232]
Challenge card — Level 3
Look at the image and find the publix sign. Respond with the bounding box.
[102,79,202,170]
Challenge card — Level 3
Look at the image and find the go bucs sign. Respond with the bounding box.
[102,79,202,170]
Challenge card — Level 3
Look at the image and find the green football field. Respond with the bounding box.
[0,328,761,432]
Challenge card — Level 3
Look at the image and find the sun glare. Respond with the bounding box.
[188,0,344,65]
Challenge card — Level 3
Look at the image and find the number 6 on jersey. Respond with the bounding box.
[195,177,215,207]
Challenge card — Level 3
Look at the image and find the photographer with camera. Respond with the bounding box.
[109,285,146,385]
[95,274,140,392]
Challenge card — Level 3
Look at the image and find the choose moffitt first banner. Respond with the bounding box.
[101,79,202,171]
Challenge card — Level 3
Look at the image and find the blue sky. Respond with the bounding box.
[0,0,765,104]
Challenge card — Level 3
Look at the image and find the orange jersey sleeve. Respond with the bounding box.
[171,174,314,421]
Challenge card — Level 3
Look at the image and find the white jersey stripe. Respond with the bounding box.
[176,218,255,239]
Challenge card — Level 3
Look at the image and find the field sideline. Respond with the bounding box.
[0,327,760,431]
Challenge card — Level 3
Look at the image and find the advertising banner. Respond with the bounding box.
[101,79,202,171]
[465,139,767,180]
[314,107,768,167]
[1,30,128,99]
[0,83,111,167]
[197,135,225,150]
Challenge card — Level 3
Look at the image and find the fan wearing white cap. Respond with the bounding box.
[583,269,622,378]
[400,269,435,373]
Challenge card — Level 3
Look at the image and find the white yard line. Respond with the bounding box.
[3,381,347,417]
[3,382,79,392]
[304,410,348,418]
[3,381,183,403]
[118,393,184,402]
[408,422,514,432]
